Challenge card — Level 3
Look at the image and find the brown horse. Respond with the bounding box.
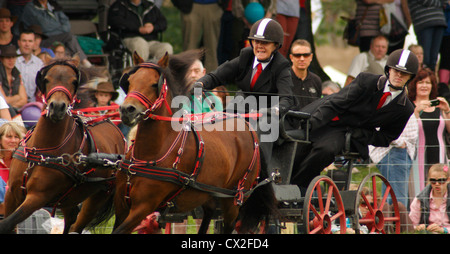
[0,57,127,233]
[113,52,277,234]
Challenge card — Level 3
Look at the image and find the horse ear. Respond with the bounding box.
[133,51,144,65]
[158,52,169,69]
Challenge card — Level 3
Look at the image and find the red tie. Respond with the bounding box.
[250,63,262,91]
[377,92,391,109]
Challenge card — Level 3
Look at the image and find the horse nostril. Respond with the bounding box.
[49,101,67,112]
[125,105,136,113]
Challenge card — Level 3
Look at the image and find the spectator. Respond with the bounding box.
[0,122,27,216]
[369,114,418,207]
[407,68,450,192]
[92,81,120,123]
[0,96,12,125]
[174,0,223,72]
[37,51,52,64]
[289,39,321,109]
[408,0,447,71]
[408,44,426,70]
[438,1,450,86]
[0,44,27,117]
[321,80,341,97]
[409,163,450,234]
[276,0,300,57]
[0,8,19,48]
[344,35,389,87]
[385,0,411,54]
[15,29,44,103]
[293,0,309,41]
[29,24,54,58]
[353,0,390,53]
[183,52,223,114]
[6,0,32,36]
[290,49,418,190]
[108,0,173,62]
[230,0,276,58]
[20,0,92,68]
[217,0,234,64]
[51,41,65,59]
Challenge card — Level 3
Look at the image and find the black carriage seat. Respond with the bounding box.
[269,110,311,204]
[279,110,311,143]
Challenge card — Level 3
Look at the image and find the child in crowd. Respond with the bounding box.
[409,163,450,234]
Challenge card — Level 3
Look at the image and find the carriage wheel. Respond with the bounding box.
[302,175,346,234]
[354,173,401,234]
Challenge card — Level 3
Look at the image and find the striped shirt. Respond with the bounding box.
[408,0,447,33]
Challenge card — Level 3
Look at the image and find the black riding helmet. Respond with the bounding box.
[248,18,284,49]
[384,49,419,90]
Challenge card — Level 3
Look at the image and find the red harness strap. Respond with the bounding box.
[40,86,79,116]
[126,78,173,116]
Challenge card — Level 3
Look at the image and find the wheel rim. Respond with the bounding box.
[355,173,401,234]
[303,175,346,234]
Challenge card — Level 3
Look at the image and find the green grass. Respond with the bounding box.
[160,6,184,54]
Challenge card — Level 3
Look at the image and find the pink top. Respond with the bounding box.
[0,159,8,183]
[409,191,450,232]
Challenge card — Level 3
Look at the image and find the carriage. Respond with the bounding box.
[0,52,402,234]
[112,51,403,235]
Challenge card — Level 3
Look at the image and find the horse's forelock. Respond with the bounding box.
[168,49,205,96]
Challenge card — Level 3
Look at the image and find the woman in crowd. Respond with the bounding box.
[408,68,450,191]
[0,122,27,216]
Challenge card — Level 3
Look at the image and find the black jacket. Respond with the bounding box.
[198,47,296,114]
[108,0,167,41]
[300,72,414,158]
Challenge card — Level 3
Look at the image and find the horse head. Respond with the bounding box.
[119,52,170,126]
[36,56,81,122]
[119,50,206,126]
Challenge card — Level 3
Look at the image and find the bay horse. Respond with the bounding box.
[113,51,277,234]
[0,57,127,233]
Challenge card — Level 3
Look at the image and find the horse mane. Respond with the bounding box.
[167,49,205,96]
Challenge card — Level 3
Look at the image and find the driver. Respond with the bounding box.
[194,18,296,170]
[291,49,419,189]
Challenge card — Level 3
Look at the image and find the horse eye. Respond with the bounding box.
[152,83,158,88]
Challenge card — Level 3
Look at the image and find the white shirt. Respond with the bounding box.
[380,80,402,107]
[0,96,8,110]
[15,53,44,102]
[251,56,272,80]
[369,113,418,164]
[347,51,388,78]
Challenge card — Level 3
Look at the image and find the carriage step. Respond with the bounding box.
[272,184,301,202]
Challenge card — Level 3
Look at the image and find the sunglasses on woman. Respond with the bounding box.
[430,178,448,184]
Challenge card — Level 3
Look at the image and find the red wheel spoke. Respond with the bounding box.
[310,225,323,234]
[361,193,375,214]
[330,211,344,221]
[371,175,378,209]
[309,203,321,218]
[384,216,400,222]
[379,185,391,209]
[325,185,334,213]
[358,218,373,224]
[315,184,324,214]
